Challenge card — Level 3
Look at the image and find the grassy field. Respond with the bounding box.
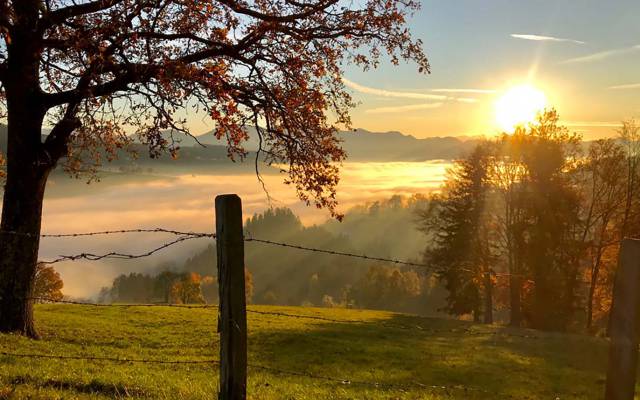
[0,304,618,399]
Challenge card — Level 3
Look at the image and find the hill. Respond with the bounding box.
[0,304,612,399]
[187,126,480,161]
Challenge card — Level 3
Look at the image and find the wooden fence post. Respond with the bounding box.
[216,194,247,400]
[605,238,640,400]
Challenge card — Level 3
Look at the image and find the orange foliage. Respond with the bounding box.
[0,0,429,217]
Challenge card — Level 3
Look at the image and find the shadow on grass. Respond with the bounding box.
[246,312,610,399]
[9,375,149,398]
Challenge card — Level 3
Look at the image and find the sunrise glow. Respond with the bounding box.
[495,85,547,133]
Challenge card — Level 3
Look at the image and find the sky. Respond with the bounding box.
[339,0,640,139]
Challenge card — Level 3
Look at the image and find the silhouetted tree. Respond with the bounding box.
[110,272,154,303]
[0,0,429,337]
[352,265,423,313]
[420,143,494,323]
[516,111,582,331]
[154,271,185,303]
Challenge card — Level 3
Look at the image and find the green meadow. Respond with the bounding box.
[0,304,618,399]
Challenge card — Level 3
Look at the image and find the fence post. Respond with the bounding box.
[605,238,640,400]
[216,194,247,400]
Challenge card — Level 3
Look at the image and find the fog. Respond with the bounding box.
[10,161,450,298]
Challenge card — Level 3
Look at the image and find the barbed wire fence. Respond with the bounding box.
[0,194,589,399]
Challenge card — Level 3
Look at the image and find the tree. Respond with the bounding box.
[153,270,184,303]
[169,272,204,304]
[488,135,528,326]
[32,263,64,302]
[420,143,495,323]
[202,268,253,304]
[0,0,428,337]
[352,265,423,312]
[574,139,626,330]
[515,110,582,331]
[110,272,154,303]
[618,119,640,238]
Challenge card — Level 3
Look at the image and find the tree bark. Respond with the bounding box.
[0,20,50,336]
[0,117,50,338]
[483,270,493,324]
[509,273,522,327]
[587,248,604,331]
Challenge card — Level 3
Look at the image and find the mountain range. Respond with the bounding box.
[0,124,479,164]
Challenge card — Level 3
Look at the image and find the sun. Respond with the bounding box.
[495,85,547,133]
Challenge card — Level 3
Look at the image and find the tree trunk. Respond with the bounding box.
[587,249,604,331]
[0,8,55,337]
[0,73,49,337]
[509,273,522,327]
[483,270,493,324]
[0,141,50,338]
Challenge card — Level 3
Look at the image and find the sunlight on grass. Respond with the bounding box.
[0,304,621,399]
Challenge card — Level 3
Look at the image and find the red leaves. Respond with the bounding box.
[2,0,428,218]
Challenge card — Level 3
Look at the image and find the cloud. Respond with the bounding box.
[364,103,444,114]
[343,78,448,100]
[455,98,480,103]
[562,121,623,128]
[561,44,640,64]
[511,34,585,45]
[609,83,640,90]
[430,88,496,94]
[343,78,482,106]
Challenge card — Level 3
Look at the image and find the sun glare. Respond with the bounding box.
[495,85,547,133]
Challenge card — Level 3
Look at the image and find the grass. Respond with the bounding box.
[0,304,620,399]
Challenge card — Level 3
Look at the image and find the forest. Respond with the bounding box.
[423,110,639,334]
[100,195,447,317]
[98,110,639,335]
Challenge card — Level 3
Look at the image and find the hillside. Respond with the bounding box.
[189,126,480,161]
[0,304,613,399]
[0,124,477,167]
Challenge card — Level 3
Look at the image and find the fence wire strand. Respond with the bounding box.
[0,228,215,239]
[41,235,211,265]
[3,227,585,283]
[0,351,218,365]
[32,298,543,339]
[245,237,434,269]
[0,351,494,396]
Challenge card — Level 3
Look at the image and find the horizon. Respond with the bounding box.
[179,0,640,140]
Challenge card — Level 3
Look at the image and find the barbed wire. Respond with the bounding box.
[31,298,543,339]
[0,228,215,239]
[245,237,436,269]
[0,351,218,365]
[28,297,219,309]
[0,351,496,396]
[246,236,594,285]
[0,226,594,285]
[41,235,209,265]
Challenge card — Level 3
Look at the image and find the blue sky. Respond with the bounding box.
[343,0,640,138]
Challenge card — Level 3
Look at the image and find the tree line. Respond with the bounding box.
[420,110,639,333]
[97,199,446,316]
[99,269,254,305]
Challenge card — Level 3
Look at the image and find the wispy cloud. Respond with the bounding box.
[364,103,444,114]
[511,34,585,45]
[609,83,640,90]
[343,78,447,100]
[562,121,623,128]
[561,44,640,64]
[343,78,482,106]
[455,98,479,104]
[430,88,496,94]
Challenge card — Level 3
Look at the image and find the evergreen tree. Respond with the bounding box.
[420,143,494,322]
